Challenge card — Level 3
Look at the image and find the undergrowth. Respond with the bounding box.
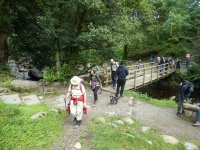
[0,102,65,150]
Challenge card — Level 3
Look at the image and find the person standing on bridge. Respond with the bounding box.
[110,59,119,89]
[115,61,129,98]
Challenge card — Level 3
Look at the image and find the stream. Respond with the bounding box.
[136,75,200,102]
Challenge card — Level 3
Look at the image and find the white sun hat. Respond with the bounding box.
[70,76,81,85]
[110,59,114,62]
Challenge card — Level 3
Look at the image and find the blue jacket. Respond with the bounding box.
[116,65,129,80]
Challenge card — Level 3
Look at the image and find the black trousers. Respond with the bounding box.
[115,79,126,97]
[93,86,100,103]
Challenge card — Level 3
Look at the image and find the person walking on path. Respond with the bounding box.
[65,76,87,127]
[110,59,118,89]
[177,80,194,117]
[193,109,200,126]
[115,61,129,98]
[89,68,102,106]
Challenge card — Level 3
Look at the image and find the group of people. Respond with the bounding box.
[64,59,129,127]
[64,57,199,128]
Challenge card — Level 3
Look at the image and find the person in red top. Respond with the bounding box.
[65,76,87,127]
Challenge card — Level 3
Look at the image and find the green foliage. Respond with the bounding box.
[0,102,65,150]
[0,63,14,88]
[78,49,102,64]
[89,115,186,150]
[126,91,177,108]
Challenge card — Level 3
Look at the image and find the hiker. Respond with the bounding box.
[185,53,191,69]
[89,68,102,106]
[115,61,129,98]
[157,57,161,65]
[193,109,200,126]
[64,76,87,127]
[150,55,154,65]
[136,59,141,69]
[110,59,119,89]
[177,80,194,117]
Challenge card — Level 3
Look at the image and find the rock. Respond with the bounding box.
[127,107,133,115]
[185,142,198,150]
[113,120,124,125]
[108,112,116,117]
[52,82,61,87]
[75,64,84,71]
[107,122,118,128]
[21,95,40,105]
[38,96,44,100]
[162,135,179,145]
[0,94,22,104]
[74,142,81,150]
[0,88,10,95]
[123,118,134,125]
[141,126,151,133]
[10,80,38,92]
[28,68,43,80]
[50,108,59,113]
[31,112,47,121]
[53,95,66,107]
[98,117,106,123]
[128,99,133,106]
[86,63,92,68]
[170,96,176,100]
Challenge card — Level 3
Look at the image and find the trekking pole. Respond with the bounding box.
[64,97,66,109]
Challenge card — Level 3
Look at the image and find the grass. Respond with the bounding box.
[0,102,66,150]
[88,115,191,150]
[125,91,177,108]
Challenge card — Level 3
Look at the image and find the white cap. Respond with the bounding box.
[70,76,81,85]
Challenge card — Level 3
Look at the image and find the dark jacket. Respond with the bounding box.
[116,65,129,80]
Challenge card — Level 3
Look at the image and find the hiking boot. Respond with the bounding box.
[76,120,81,126]
[177,112,181,117]
[192,121,200,127]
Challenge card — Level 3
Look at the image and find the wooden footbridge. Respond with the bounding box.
[102,62,177,93]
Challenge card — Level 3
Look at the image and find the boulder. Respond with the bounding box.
[75,64,84,71]
[74,142,81,150]
[0,94,22,104]
[28,68,43,80]
[21,95,40,105]
[185,142,198,150]
[0,88,10,95]
[141,126,151,133]
[123,118,134,125]
[113,120,124,125]
[50,108,59,113]
[170,96,176,100]
[107,122,118,128]
[162,135,179,145]
[31,112,47,121]
[98,117,106,123]
[10,80,38,92]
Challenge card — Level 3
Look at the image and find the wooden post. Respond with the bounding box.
[150,67,153,82]
[106,71,109,86]
[134,70,137,89]
[143,68,145,85]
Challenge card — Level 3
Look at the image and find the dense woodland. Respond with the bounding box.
[0,0,200,84]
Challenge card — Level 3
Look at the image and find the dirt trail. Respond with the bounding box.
[44,88,200,150]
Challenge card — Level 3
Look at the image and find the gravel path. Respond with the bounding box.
[43,88,200,150]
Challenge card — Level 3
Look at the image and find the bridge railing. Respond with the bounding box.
[103,62,176,87]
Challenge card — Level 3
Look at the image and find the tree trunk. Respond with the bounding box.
[0,31,8,62]
[55,38,61,77]
[123,44,128,59]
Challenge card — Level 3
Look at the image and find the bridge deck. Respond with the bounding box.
[102,63,176,93]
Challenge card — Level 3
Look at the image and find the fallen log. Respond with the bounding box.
[183,103,200,111]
